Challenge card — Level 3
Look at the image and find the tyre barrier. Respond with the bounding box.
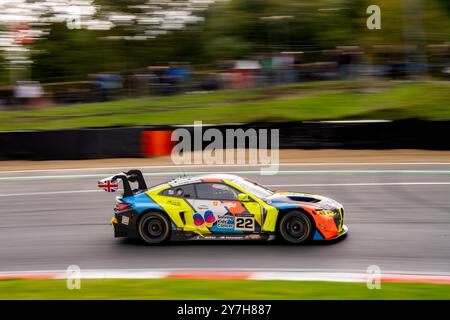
[0,120,448,160]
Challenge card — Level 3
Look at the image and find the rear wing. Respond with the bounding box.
[98,169,148,197]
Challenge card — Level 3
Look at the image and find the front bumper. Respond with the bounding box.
[328,224,348,240]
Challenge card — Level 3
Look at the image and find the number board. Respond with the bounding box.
[234,215,255,231]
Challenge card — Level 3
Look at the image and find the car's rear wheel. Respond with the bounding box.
[278,210,313,244]
[138,212,171,244]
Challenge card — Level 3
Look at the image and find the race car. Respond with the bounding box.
[99,170,348,244]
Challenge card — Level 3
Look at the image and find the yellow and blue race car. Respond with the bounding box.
[99,170,347,244]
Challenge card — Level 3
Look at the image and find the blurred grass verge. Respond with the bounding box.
[0,81,449,131]
[1,279,450,299]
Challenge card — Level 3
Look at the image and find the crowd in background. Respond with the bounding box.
[1,44,449,109]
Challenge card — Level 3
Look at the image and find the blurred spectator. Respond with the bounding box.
[93,73,123,101]
[335,46,363,80]
[427,44,450,79]
[2,42,449,110]
[14,81,44,107]
[232,59,260,89]
[259,55,274,87]
[166,62,192,94]
[272,53,296,85]
[200,73,221,91]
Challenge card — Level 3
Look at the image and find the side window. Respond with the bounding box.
[195,183,239,200]
[161,184,196,199]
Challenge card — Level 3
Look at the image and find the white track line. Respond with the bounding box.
[1,162,450,174]
[0,182,449,197]
[1,170,450,181]
[1,268,450,284]
[0,190,102,197]
[1,267,449,275]
[267,182,450,187]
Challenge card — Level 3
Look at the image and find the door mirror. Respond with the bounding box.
[237,193,250,202]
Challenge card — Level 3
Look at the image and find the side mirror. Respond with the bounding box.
[237,193,250,202]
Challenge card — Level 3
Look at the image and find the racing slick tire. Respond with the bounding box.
[278,210,314,244]
[137,211,171,244]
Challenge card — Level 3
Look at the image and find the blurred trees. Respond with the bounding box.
[13,0,449,82]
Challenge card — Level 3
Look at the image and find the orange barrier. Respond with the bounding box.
[141,130,174,157]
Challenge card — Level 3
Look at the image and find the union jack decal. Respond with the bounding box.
[98,179,119,192]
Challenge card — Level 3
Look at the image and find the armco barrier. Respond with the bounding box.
[0,120,448,160]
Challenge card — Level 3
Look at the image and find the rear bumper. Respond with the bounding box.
[111,218,127,237]
[111,209,139,238]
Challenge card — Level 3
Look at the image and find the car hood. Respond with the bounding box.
[264,191,343,210]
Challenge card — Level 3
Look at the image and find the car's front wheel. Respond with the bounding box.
[138,212,171,244]
[278,210,314,244]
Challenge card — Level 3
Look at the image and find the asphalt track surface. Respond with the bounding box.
[0,163,449,274]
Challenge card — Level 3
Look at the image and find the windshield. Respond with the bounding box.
[232,177,273,198]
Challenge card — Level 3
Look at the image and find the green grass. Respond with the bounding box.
[1,279,450,299]
[0,81,449,131]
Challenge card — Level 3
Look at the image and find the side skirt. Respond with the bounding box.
[170,230,276,242]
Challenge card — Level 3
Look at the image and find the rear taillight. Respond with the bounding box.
[116,203,131,211]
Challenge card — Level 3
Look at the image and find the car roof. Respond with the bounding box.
[169,174,240,187]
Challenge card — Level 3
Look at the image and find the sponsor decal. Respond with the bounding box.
[171,223,182,231]
[204,210,215,224]
[98,179,119,192]
[217,215,235,230]
[121,216,130,225]
[167,199,181,206]
[201,235,255,240]
[193,210,216,227]
[193,213,204,226]
[223,201,246,214]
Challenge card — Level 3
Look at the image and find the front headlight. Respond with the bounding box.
[314,209,336,217]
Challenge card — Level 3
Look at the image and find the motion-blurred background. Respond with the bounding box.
[1,1,450,300]
[0,0,448,112]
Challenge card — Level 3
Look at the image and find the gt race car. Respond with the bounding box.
[99,170,348,244]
